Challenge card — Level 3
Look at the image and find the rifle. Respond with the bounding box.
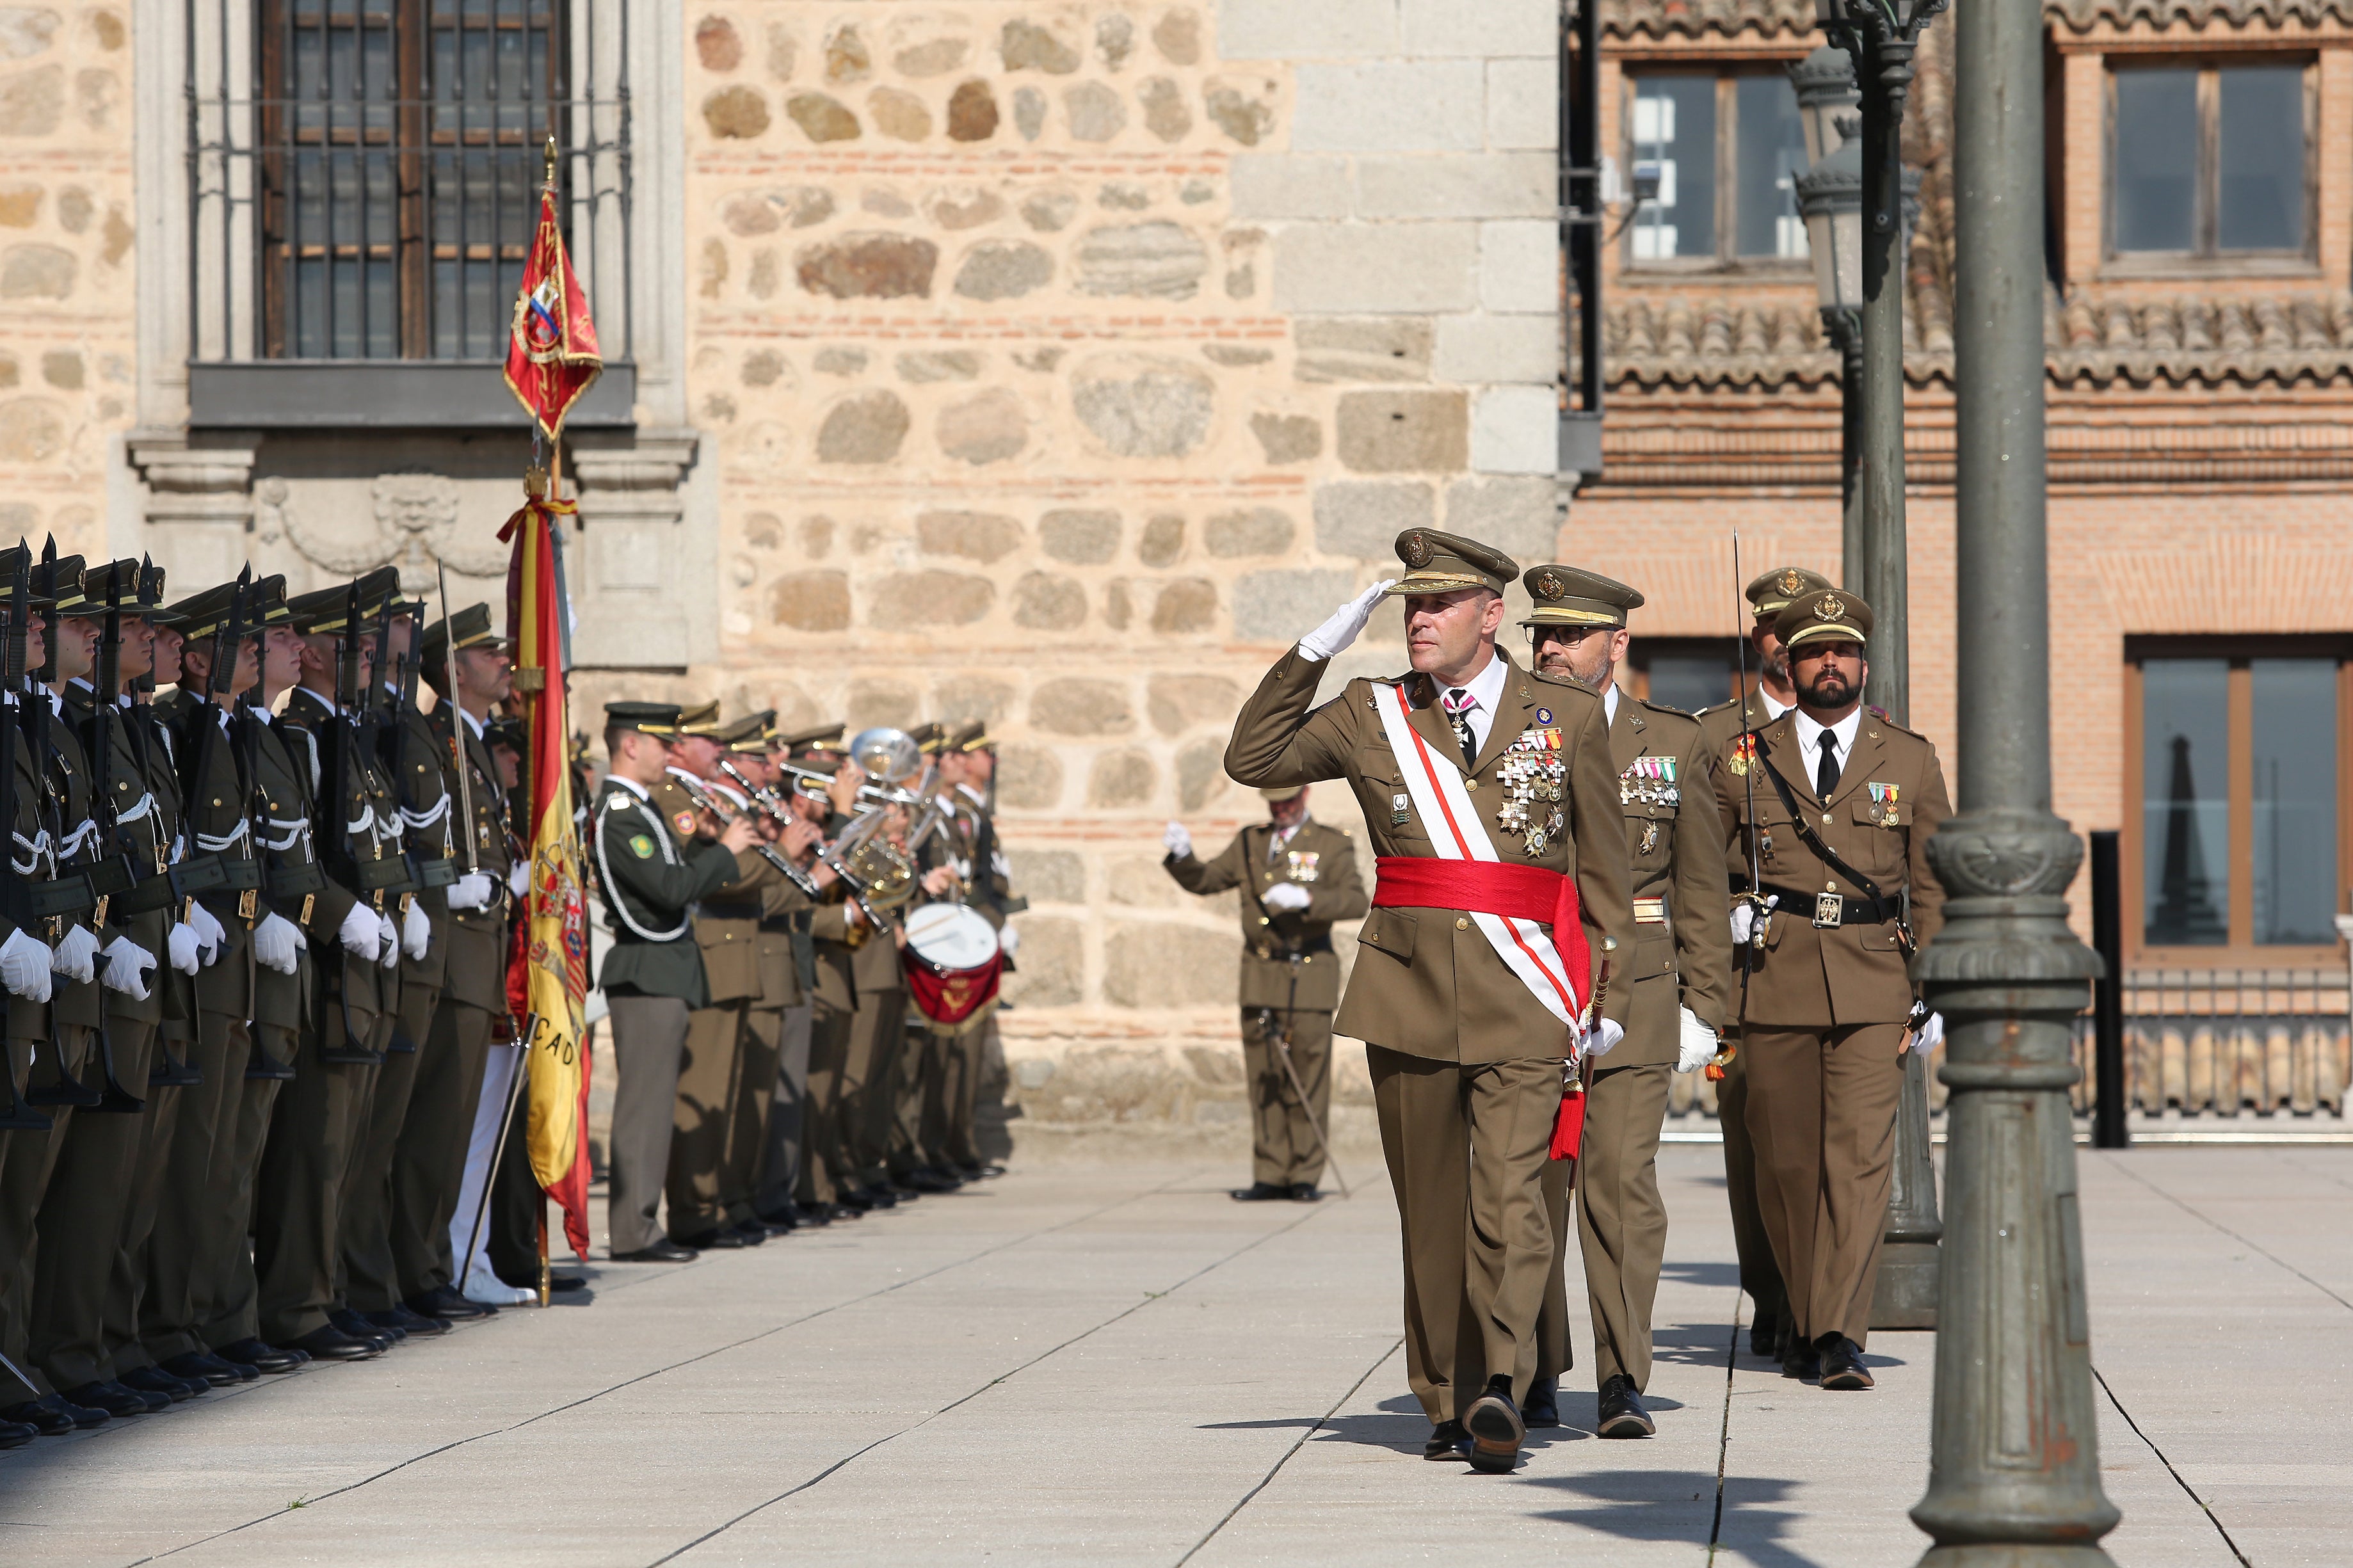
[23,540,98,1106]
[1717,534,1769,1082]
[116,556,200,1089]
[317,577,381,1066]
[80,560,144,1112]
[384,588,455,893]
[0,547,49,1128]
[434,559,479,877]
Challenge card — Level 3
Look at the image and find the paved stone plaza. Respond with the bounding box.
[0,1143,2338,1566]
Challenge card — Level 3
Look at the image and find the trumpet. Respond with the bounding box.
[670,771,824,900]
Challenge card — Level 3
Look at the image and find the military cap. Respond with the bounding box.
[910,721,947,755]
[719,709,775,753]
[247,573,294,627]
[139,561,175,622]
[1775,586,1873,650]
[1519,564,1644,630]
[1384,528,1518,598]
[676,700,724,737]
[79,557,168,615]
[605,701,682,737]
[168,575,283,640]
[947,719,992,753]
[776,720,845,753]
[420,602,508,668]
[0,544,54,607]
[40,554,92,615]
[484,716,525,750]
[1748,564,1836,619]
[1259,783,1308,802]
[286,566,402,634]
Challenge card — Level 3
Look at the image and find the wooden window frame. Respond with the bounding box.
[2102,52,2318,274]
[2123,635,2353,968]
[1624,637,1745,710]
[1623,65,1811,276]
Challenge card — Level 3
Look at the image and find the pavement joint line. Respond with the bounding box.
[2090,1364,2253,1568]
[2269,1144,2353,1196]
[2093,1151,2353,1314]
[1170,1335,1402,1567]
[121,1167,1203,1565]
[646,1187,1337,1567]
[1703,1288,1747,1565]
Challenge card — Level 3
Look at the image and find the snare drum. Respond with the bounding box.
[901,902,1004,1028]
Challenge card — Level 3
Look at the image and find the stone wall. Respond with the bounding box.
[664,0,1571,1092]
[0,1,133,558]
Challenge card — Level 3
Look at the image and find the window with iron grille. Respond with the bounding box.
[187,0,631,369]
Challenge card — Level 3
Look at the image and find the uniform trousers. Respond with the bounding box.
[604,990,691,1256]
[1534,1058,1674,1391]
[1241,1006,1332,1189]
[893,1020,939,1173]
[198,1023,291,1350]
[0,1024,87,1402]
[843,989,908,1189]
[29,1016,159,1393]
[971,1020,1015,1164]
[935,1013,990,1169]
[1715,1036,1788,1340]
[722,1003,785,1228]
[136,1010,246,1364]
[393,997,496,1300]
[917,1019,973,1171]
[102,1018,193,1380]
[753,1002,812,1214]
[1369,1044,1559,1423]
[342,974,441,1312]
[1741,1023,1906,1348]
[668,999,749,1240]
[253,990,387,1345]
[797,1000,852,1207]
[487,1082,543,1290]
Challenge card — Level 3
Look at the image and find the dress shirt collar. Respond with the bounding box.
[607,773,651,802]
[1790,705,1863,781]
[1602,684,1620,724]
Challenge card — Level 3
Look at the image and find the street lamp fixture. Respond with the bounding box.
[1795,125,1866,316]
[1788,44,1860,167]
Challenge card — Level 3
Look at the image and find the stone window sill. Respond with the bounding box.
[187,361,638,432]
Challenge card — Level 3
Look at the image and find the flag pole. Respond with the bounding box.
[542,136,563,511]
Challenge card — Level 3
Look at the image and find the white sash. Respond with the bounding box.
[1374,680,1587,1039]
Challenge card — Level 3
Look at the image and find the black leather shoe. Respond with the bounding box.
[42,1394,109,1428]
[329,1309,397,1349]
[164,1352,243,1388]
[849,1185,897,1209]
[1423,1418,1470,1460]
[285,1325,383,1363]
[62,1380,165,1417]
[885,1180,923,1201]
[674,1228,747,1251]
[1229,1181,1285,1202]
[1288,1183,1322,1202]
[1520,1374,1561,1428]
[1463,1377,1526,1474]
[796,1203,837,1225]
[1596,1373,1656,1437]
[549,1273,586,1292]
[215,1338,306,1373]
[612,1238,698,1263]
[367,1307,447,1339]
[728,1220,769,1246]
[833,1190,873,1214]
[753,1202,803,1230]
[122,1366,205,1402]
[408,1286,495,1322]
[1749,1308,1784,1359]
[3,1398,81,1434]
[1817,1335,1875,1390]
[1782,1334,1822,1383]
[0,1418,32,1449]
[207,1352,262,1382]
[908,1166,961,1192]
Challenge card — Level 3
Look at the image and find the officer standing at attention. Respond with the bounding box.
[1225,529,1634,1475]
[1694,564,1830,1362]
[1708,588,1948,1390]
[591,702,755,1262]
[1161,784,1367,1202]
[1513,566,1732,1437]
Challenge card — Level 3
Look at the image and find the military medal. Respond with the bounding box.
[1728,734,1756,776]
[1285,849,1321,883]
[1868,781,1900,826]
[1638,820,1660,855]
[1391,792,1410,826]
[1497,725,1566,856]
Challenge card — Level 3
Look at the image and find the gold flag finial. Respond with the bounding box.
[543,135,558,188]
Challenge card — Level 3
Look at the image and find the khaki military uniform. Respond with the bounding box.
[1710,705,1948,1348]
[1226,646,1634,1418]
[1165,818,1367,1188]
[1535,693,1733,1393]
[0,723,59,1409]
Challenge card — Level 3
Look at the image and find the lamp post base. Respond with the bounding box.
[1919,1546,2118,1568]
[1870,1241,1940,1329]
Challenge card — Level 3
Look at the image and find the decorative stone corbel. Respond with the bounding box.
[127,428,262,584]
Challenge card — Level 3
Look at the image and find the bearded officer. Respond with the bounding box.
[1694,564,1831,1360]
[1514,566,1731,1437]
[1162,784,1366,1202]
[1225,529,1634,1475]
[1709,588,1948,1390]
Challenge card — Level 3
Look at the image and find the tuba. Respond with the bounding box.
[825,726,925,918]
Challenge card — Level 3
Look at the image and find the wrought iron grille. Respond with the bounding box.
[186,0,631,363]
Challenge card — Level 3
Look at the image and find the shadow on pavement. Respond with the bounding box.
[1525,1469,1824,1568]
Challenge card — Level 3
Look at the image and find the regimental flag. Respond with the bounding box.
[502,182,602,440]
[497,489,594,1258]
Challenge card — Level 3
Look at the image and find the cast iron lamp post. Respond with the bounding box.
[1794,113,1865,582]
[1909,0,2120,1553]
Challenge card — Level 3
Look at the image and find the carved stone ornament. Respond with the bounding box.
[1923,810,2084,899]
[266,472,512,588]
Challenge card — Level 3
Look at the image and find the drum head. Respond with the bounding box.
[904,902,999,970]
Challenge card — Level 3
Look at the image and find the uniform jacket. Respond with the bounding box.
[3,728,47,1043]
[65,680,169,1027]
[381,694,453,991]
[156,689,255,1020]
[1606,694,1733,1065]
[681,774,809,1009]
[280,685,406,1023]
[1709,707,1952,1028]
[1225,646,1634,1065]
[431,703,515,1016]
[243,707,323,1034]
[1164,819,1366,1012]
[40,692,103,1030]
[591,775,737,1007]
[128,696,195,1044]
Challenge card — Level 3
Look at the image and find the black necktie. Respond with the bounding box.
[1815,732,1841,802]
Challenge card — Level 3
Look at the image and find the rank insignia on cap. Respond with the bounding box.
[629,833,657,860]
[1817,593,1846,621]
[1779,568,1806,597]
[1400,530,1434,568]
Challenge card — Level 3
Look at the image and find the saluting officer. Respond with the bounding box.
[1225,528,1634,1475]
[1694,564,1830,1360]
[1708,588,1949,1390]
[1514,566,1732,1438]
[1162,783,1367,1202]
[591,702,755,1262]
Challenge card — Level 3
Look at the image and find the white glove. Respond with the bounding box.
[51,924,100,984]
[1729,893,1780,947]
[1587,1017,1626,1059]
[997,923,1022,956]
[1676,1005,1717,1074]
[401,898,431,960]
[509,858,531,897]
[447,872,496,912]
[0,927,52,1001]
[100,936,157,999]
[1262,881,1312,913]
[339,902,382,961]
[186,899,226,966]
[1162,820,1192,860]
[166,922,203,975]
[252,913,302,976]
[1297,579,1397,661]
[378,912,401,969]
[1907,1011,1945,1056]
